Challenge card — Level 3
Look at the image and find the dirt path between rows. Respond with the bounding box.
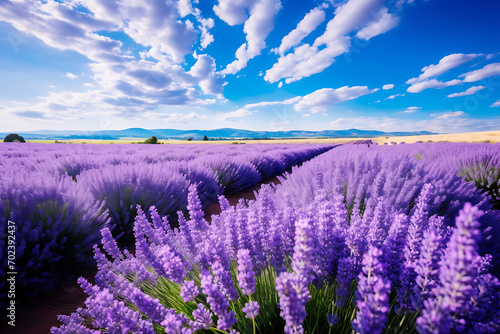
[1,176,282,334]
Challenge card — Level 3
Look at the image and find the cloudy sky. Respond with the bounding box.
[1,0,499,133]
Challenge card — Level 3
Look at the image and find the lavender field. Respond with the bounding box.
[1,142,500,333]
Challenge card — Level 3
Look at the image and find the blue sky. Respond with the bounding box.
[0,0,499,133]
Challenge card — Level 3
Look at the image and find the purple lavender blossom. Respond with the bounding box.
[242,300,260,319]
[335,256,358,308]
[382,213,408,286]
[268,214,286,270]
[346,206,369,260]
[313,194,348,282]
[399,183,433,311]
[211,259,239,301]
[154,244,186,284]
[161,309,188,334]
[237,248,256,295]
[187,183,209,235]
[412,226,443,310]
[100,227,124,260]
[275,272,309,334]
[431,203,484,330]
[217,310,238,331]
[326,313,338,326]
[180,280,200,302]
[416,298,451,334]
[128,285,170,324]
[133,206,154,262]
[292,217,314,278]
[191,303,213,330]
[89,288,155,333]
[50,313,100,334]
[200,270,230,317]
[246,201,268,268]
[353,245,391,334]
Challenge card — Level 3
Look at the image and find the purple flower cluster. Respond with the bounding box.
[242,300,260,319]
[275,217,315,334]
[417,203,500,333]
[275,272,309,334]
[352,245,391,334]
[180,280,199,302]
[0,141,333,307]
[237,248,256,295]
[47,142,500,333]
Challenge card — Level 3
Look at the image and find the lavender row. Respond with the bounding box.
[52,143,500,333]
[0,143,335,309]
[384,142,500,209]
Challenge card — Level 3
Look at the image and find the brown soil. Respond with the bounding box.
[1,269,97,334]
[1,176,282,333]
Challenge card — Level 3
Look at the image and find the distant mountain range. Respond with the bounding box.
[0,128,437,140]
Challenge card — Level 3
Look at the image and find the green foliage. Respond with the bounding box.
[144,136,160,144]
[187,137,193,141]
[458,161,500,209]
[123,261,420,334]
[203,135,209,141]
[4,133,26,142]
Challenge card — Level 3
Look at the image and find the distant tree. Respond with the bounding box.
[4,133,26,142]
[203,135,208,141]
[143,136,159,144]
[187,137,193,141]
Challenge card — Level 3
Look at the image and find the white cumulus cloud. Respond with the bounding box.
[217,108,254,121]
[382,84,394,90]
[491,100,500,107]
[447,86,486,98]
[385,93,404,100]
[432,111,465,120]
[355,7,399,41]
[294,86,378,112]
[274,6,326,55]
[459,62,500,82]
[407,53,480,84]
[66,72,78,79]
[329,113,497,133]
[0,0,225,118]
[265,0,400,84]
[407,79,462,93]
[406,53,482,93]
[217,0,282,75]
[400,106,420,113]
[244,96,302,109]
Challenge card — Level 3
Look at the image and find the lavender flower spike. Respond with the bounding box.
[200,270,230,317]
[180,280,199,303]
[276,272,308,334]
[237,248,256,295]
[242,300,260,319]
[292,217,314,279]
[100,227,124,261]
[161,309,188,334]
[190,303,213,331]
[155,244,186,284]
[413,226,442,310]
[433,203,483,329]
[353,245,391,334]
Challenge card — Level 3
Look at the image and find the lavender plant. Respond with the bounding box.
[0,170,109,307]
[52,181,499,333]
